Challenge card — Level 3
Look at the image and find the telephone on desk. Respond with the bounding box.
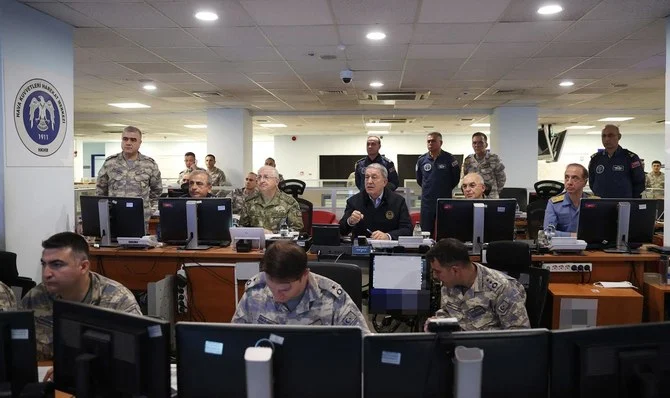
[117,235,160,249]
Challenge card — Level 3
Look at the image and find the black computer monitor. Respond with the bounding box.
[176,323,362,398]
[551,322,670,398]
[364,329,549,398]
[436,199,517,243]
[577,198,657,248]
[0,311,37,396]
[158,198,233,246]
[53,300,171,398]
[368,253,432,316]
[80,196,145,245]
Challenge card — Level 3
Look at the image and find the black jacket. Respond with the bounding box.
[339,187,412,239]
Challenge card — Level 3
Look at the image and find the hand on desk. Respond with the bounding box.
[370,230,389,240]
[348,211,364,225]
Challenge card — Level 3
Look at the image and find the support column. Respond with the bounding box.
[1,0,74,280]
[490,107,539,190]
[207,109,253,187]
[664,17,669,246]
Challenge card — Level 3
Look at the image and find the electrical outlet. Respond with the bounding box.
[176,268,188,314]
[542,262,593,273]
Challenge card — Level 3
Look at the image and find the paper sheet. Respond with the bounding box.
[373,256,423,290]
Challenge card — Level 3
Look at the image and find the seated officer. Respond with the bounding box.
[181,170,214,198]
[544,163,594,237]
[0,281,16,311]
[22,232,141,360]
[425,238,530,331]
[232,241,369,332]
[461,172,487,199]
[240,166,303,233]
[339,163,412,240]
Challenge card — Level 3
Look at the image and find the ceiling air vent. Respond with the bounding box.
[103,130,123,134]
[192,91,225,98]
[362,91,430,101]
[318,90,348,95]
[493,89,525,95]
[369,118,416,124]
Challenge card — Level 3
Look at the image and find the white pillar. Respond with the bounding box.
[0,0,74,280]
[490,107,539,190]
[207,109,253,187]
[664,17,670,246]
[74,139,84,183]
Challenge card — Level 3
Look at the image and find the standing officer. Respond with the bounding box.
[462,132,506,198]
[354,136,400,191]
[588,125,645,198]
[416,132,460,237]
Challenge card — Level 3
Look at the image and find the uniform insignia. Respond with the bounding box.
[336,288,343,295]
[595,165,605,174]
[451,160,458,167]
[630,160,640,168]
[257,315,278,324]
[423,163,432,172]
[467,306,487,318]
[385,210,394,220]
[342,310,358,325]
[437,163,446,169]
[497,298,511,315]
[551,194,565,203]
[612,165,624,172]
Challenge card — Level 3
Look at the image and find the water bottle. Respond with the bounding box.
[413,222,422,237]
[279,219,289,237]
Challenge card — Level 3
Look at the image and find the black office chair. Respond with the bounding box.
[0,251,36,298]
[526,201,547,240]
[307,261,362,310]
[279,179,306,198]
[500,187,528,211]
[534,180,564,200]
[296,198,313,235]
[525,267,550,328]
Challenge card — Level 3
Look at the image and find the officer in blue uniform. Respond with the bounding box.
[588,125,645,198]
[544,164,595,237]
[416,132,460,237]
[354,136,399,191]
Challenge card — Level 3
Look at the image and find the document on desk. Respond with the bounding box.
[373,256,422,290]
[594,281,635,289]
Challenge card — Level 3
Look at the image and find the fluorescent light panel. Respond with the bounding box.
[195,11,218,21]
[366,31,386,40]
[566,125,595,130]
[598,117,635,122]
[184,124,207,129]
[470,123,490,127]
[103,123,127,127]
[259,123,287,128]
[366,122,391,127]
[537,5,563,15]
[367,131,388,135]
[108,103,150,109]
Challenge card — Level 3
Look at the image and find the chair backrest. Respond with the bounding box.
[526,200,547,240]
[534,180,564,199]
[485,241,531,279]
[296,198,313,235]
[0,251,19,286]
[312,210,337,225]
[279,179,306,198]
[525,267,550,328]
[307,261,362,310]
[410,212,421,226]
[500,187,528,211]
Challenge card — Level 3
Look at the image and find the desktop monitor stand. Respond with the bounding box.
[604,202,631,253]
[245,347,273,398]
[97,199,116,247]
[471,203,485,255]
[185,201,210,250]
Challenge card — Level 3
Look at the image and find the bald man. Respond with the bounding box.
[460,172,487,199]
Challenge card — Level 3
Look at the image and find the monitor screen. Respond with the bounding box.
[577,198,657,247]
[551,322,670,398]
[368,254,432,316]
[80,196,145,240]
[176,323,362,398]
[436,199,517,243]
[364,329,549,398]
[158,198,233,246]
[0,311,37,396]
[53,300,171,398]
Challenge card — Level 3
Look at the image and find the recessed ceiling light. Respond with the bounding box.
[586,131,601,135]
[366,31,386,41]
[195,11,218,21]
[566,125,595,130]
[598,117,635,122]
[369,81,384,88]
[470,123,490,127]
[259,123,287,128]
[559,81,574,87]
[142,83,157,91]
[184,124,207,129]
[108,103,151,109]
[365,122,392,127]
[102,123,127,127]
[537,4,563,15]
[367,131,389,135]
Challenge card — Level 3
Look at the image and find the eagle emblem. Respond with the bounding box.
[28,96,56,132]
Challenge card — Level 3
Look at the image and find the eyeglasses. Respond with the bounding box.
[258,174,276,181]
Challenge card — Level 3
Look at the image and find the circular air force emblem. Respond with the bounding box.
[14,79,67,157]
[423,163,432,172]
[385,210,394,220]
[595,164,605,174]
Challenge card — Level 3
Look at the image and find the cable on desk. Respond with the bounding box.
[122,258,158,275]
[183,258,235,287]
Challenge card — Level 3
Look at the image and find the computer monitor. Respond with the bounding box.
[368,253,432,316]
[158,198,233,249]
[551,322,670,398]
[577,198,657,249]
[364,329,549,398]
[80,196,145,246]
[53,300,171,398]
[436,199,517,248]
[0,311,37,396]
[176,323,362,398]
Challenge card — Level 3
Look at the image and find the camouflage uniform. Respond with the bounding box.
[646,172,664,198]
[436,262,529,331]
[96,152,162,220]
[232,272,369,333]
[207,167,227,186]
[462,152,507,199]
[0,281,17,311]
[227,187,259,214]
[21,272,142,361]
[178,166,205,182]
[239,190,304,232]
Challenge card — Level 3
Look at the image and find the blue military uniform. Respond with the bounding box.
[416,150,460,236]
[543,192,595,237]
[354,154,400,191]
[588,146,645,198]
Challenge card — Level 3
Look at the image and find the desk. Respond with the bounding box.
[643,282,670,322]
[548,283,642,329]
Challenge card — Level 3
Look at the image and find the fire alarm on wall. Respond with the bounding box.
[291,136,297,141]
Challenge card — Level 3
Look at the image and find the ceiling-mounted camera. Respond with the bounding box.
[340,69,353,84]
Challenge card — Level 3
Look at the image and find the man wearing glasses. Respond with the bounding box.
[544,164,595,237]
[461,172,487,199]
[227,172,259,214]
[232,241,369,332]
[180,170,214,198]
[462,132,506,199]
[239,166,304,233]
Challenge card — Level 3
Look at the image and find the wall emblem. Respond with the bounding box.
[14,79,67,157]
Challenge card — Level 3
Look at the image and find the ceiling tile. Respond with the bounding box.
[145,73,207,84]
[276,46,341,61]
[555,69,619,79]
[574,57,641,69]
[151,1,255,27]
[240,0,333,26]
[499,0,602,22]
[517,57,587,71]
[346,45,409,60]
[262,26,339,46]
[68,3,178,28]
[90,47,165,63]
[118,63,185,74]
[25,2,102,27]
[173,62,237,73]
[213,46,282,62]
[596,40,665,59]
[627,19,666,40]
[116,29,204,48]
[338,24,413,45]
[535,41,612,57]
[407,44,477,59]
[411,23,493,44]
[232,62,293,74]
[419,0,512,23]
[404,59,468,71]
[555,19,654,42]
[331,0,419,24]
[185,27,269,47]
[347,59,405,71]
[150,47,223,62]
[483,21,573,42]
[74,28,134,48]
[290,60,348,73]
[75,48,111,64]
[470,42,545,58]
[583,0,670,20]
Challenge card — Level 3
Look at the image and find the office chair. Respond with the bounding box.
[526,201,547,240]
[525,267,550,328]
[410,212,421,226]
[534,180,564,200]
[0,251,36,298]
[279,179,306,198]
[296,198,313,235]
[312,210,337,225]
[307,261,362,310]
[484,182,492,197]
[500,187,528,211]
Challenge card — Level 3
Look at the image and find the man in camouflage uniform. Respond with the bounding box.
[232,241,369,332]
[228,172,259,214]
[354,136,400,191]
[264,157,285,182]
[0,281,16,310]
[240,166,303,232]
[22,232,141,360]
[178,152,205,182]
[462,132,506,199]
[204,154,227,186]
[425,238,529,331]
[96,126,162,221]
[645,160,664,198]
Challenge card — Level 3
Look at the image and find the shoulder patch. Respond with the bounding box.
[341,310,359,326]
[551,194,565,203]
[590,152,598,158]
[316,275,343,298]
[105,154,117,161]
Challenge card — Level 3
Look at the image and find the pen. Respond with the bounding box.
[366,228,373,235]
